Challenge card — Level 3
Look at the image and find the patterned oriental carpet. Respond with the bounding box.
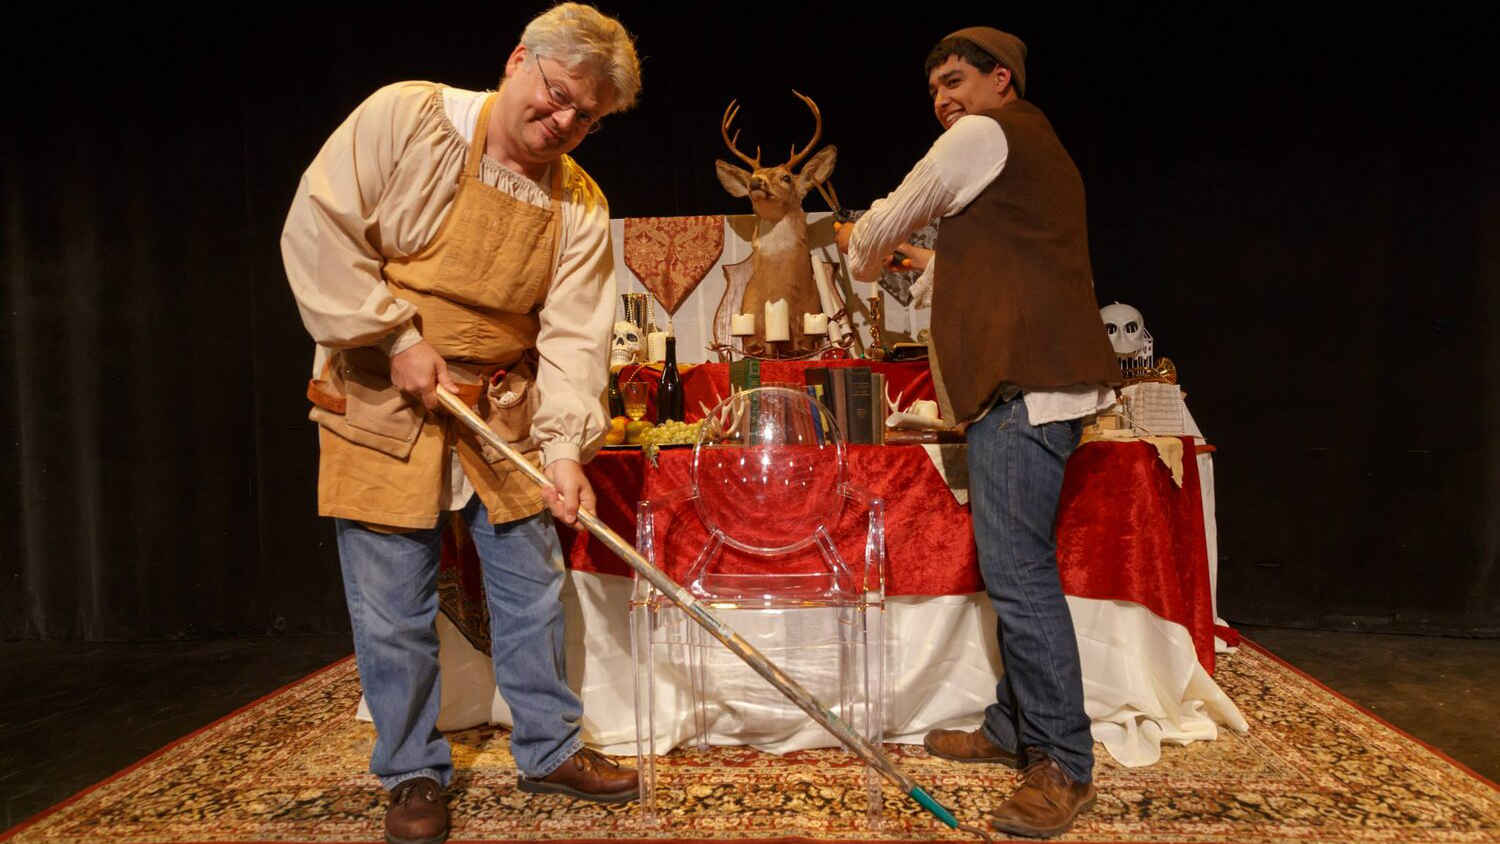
[4,642,1496,844]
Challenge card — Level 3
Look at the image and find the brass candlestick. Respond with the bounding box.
[866,293,887,360]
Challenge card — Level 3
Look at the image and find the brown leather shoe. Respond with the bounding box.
[385,776,447,844]
[987,756,1096,838]
[517,747,639,803]
[923,727,1022,767]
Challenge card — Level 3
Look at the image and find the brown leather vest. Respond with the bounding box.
[308,93,570,530]
[929,100,1120,423]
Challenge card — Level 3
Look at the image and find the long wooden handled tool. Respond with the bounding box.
[433,386,991,842]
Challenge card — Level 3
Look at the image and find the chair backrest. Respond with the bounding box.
[637,387,886,606]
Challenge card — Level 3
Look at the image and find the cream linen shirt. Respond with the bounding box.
[846,114,1114,424]
[282,81,615,486]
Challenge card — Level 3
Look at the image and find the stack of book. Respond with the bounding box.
[725,362,887,446]
[801,366,886,445]
[726,360,824,445]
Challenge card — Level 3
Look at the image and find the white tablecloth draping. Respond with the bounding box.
[358,570,1247,768]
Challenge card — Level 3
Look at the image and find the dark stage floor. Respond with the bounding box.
[3,628,1496,832]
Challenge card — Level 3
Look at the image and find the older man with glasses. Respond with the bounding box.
[281,4,642,842]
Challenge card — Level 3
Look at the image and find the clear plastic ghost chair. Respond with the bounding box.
[630,386,888,822]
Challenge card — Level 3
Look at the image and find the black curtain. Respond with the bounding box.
[3,4,1496,640]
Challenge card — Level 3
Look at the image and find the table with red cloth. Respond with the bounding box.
[563,436,1220,674]
[426,360,1248,766]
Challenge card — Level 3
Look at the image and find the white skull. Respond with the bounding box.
[1100,303,1147,356]
[610,321,642,366]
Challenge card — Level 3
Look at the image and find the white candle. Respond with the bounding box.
[764,299,790,343]
[647,330,667,362]
[803,312,829,335]
[731,313,756,336]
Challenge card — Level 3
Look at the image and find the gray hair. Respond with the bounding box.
[522,3,642,113]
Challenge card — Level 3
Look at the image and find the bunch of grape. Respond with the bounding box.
[639,419,705,446]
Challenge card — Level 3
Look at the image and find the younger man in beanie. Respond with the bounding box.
[837,27,1118,838]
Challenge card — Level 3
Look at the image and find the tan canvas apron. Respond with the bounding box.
[308,93,564,530]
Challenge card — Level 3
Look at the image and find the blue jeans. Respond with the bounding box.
[967,394,1094,783]
[336,497,584,791]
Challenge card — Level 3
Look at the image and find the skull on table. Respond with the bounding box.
[1100,302,1150,356]
[611,321,643,366]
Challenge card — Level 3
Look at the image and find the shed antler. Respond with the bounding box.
[721,100,761,169]
[885,384,905,414]
[785,90,822,169]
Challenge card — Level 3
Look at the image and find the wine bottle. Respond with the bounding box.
[607,369,625,418]
[658,337,683,422]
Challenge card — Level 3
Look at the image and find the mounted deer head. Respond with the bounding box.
[714,91,836,356]
[715,91,837,226]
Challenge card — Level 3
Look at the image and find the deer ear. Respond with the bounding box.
[716,160,752,198]
[797,146,837,192]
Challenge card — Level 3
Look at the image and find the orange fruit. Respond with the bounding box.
[624,420,654,444]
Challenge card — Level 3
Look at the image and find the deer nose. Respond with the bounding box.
[749,175,767,191]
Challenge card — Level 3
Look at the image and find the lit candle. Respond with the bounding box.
[648,330,667,362]
[764,299,790,342]
[803,312,829,335]
[731,313,755,336]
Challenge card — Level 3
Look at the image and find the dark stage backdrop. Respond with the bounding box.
[3,4,1496,640]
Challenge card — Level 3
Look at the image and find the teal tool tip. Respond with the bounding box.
[909,787,958,828]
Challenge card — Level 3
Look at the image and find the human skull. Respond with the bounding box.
[611,321,642,366]
[1100,303,1147,356]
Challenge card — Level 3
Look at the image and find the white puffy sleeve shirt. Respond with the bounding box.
[845,114,1113,424]
[281,82,614,468]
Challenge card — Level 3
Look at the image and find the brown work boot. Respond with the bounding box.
[987,756,1096,838]
[517,747,639,803]
[384,776,447,844]
[923,727,1022,767]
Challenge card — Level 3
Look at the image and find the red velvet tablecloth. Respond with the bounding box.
[437,363,1216,672]
[1056,440,1215,672]
[561,438,1216,673]
[567,446,978,594]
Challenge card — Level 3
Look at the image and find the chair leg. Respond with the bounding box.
[688,619,712,753]
[630,601,658,821]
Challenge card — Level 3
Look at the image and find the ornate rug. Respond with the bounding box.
[4,642,1496,843]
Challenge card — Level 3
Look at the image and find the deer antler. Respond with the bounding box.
[785,90,822,169]
[885,384,905,414]
[721,100,761,169]
[700,397,746,440]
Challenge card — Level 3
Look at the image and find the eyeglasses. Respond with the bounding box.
[533,53,602,135]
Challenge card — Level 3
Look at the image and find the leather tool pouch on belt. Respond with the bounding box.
[307,347,425,459]
[458,355,545,522]
[471,360,541,464]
